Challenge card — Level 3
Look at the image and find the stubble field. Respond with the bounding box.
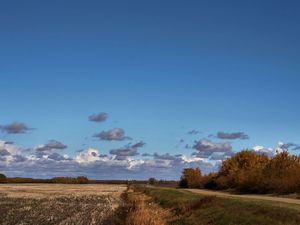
[0,184,126,225]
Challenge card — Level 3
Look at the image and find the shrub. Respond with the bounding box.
[148,177,158,185]
[201,172,218,189]
[77,176,89,184]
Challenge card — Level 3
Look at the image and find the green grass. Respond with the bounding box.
[136,185,300,225]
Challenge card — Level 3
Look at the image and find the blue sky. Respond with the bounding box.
[0,1,300,179]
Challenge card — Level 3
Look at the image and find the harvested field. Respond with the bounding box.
[0,184,126,225]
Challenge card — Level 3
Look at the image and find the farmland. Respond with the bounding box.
[0,184,126,225]
[3,183,300,225]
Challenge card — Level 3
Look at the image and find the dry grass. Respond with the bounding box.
[125,186,170,225]
[0,183,125,198]
[0,184,126,225]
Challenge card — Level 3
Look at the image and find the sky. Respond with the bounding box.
[0,0,300,179]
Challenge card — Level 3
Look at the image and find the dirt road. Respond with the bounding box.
[186,188,300,206]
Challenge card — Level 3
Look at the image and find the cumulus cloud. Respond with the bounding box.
[110,150,138,160]
[35,140,67,152]
[152,153,183,162]
[0,122,30,134]
[251,141,300,157]
[13,154,27,162]
[192,139,234,160]
[142,152,215,170]
[75,148,107,164]
[0,140,27,164]
[2,137,300,180]
[88,112,108,122]
[109,141,145,160]
[209,153,226,160]
[94,128,130,141]
[0,149,10,156]
[217,132,249,140]
[47,153,69,161]
[33,151,69,161]
[192,139,232,158]
[252,145,275,157]
[0,140,22,155]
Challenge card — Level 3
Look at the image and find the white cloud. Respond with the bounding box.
[276,141,286,153]
[0,140,238,179]
[75,148,107,164]
[252,141,292,157]
[252,145,275,157]
[0,140,22,155]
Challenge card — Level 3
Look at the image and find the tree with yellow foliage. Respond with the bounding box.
[179,167,202,188]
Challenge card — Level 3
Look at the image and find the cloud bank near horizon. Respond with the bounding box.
[0,138,297,180]
[0,116,299,180]
[0,139,218,179]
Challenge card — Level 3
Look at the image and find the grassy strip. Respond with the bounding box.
[107,186,169,225]
[136,185,300,225]
[124,188,167,225]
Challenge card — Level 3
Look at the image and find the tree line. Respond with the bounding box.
[0,174,89,184]
[0,174,175,185]
[180,150,300,194]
